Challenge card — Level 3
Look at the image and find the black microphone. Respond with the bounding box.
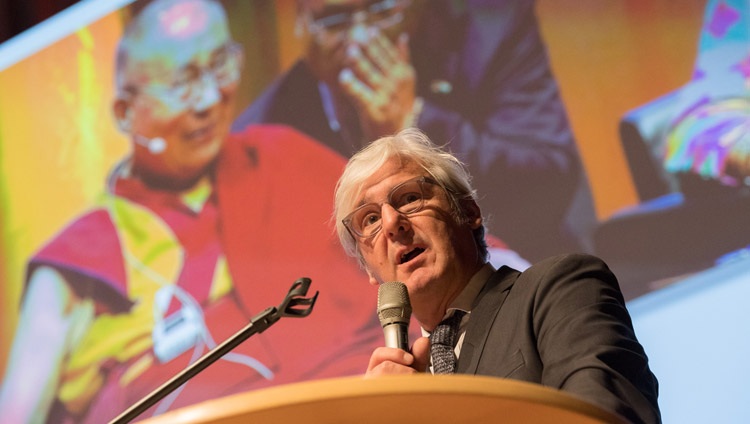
[377,281,411,351]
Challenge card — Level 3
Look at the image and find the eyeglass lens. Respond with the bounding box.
[139,42,242,111]
[170,44,241,107]
[312,0,405,33]
[348,178,428,237]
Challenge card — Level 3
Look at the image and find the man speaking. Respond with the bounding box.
[333,128,661,424]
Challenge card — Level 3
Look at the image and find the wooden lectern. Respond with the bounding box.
[137,375,626,423]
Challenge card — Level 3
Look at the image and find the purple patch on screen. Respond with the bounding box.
[731,54,750,78]
[707,2,740,38]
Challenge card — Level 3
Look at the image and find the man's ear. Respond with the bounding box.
[113,98,132,132]
[461,199,483,230]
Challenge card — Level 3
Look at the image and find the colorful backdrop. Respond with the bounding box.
[1,0,747,422]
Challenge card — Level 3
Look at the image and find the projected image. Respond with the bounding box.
[1,0,747,422]
[234,0,596,264]
[593,0,750,299]
[0,1,383,422]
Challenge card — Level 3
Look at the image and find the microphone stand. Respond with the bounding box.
[109,278,318,424]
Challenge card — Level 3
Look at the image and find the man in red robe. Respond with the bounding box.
[0,1,381,422]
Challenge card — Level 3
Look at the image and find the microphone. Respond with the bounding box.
[377,281,411,351]
[134,134,167,154]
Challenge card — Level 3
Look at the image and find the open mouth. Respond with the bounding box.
[400,248,425,264]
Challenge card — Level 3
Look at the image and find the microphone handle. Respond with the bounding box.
[382,322,409,351]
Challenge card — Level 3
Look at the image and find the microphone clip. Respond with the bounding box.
[278,277,318,318]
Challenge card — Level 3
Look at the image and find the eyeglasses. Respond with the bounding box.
[133,42,243,111]
[307,0,410,35]
[343,176,442,239]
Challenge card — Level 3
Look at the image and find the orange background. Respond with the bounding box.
[538,0,704,219]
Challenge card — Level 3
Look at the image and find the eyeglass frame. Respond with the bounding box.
[342,176,452,240]
[305,0,411,35]
[122,41,244,111]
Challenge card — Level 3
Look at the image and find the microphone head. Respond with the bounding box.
[134,134,167,154]
[377,281,412,328]
[148,137,167,154]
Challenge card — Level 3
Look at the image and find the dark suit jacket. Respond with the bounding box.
[457,254,661,424]
[233,0,596,263]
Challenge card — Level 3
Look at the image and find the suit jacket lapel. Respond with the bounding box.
[456,266,518,374]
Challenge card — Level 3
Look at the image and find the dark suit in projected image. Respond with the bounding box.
[0,1,380,423]
[334,129,661,424]
[234,0,596,263]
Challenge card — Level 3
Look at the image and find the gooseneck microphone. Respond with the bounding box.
[377,281,412,351]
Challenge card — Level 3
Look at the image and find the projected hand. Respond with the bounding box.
[338,29,417,141]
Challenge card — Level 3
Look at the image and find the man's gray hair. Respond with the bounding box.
[333,127,488,263]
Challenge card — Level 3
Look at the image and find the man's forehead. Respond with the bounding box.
[126,0,230,65]
[163,2,210,38]
[356,158,423,202]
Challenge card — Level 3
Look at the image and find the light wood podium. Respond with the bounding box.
[138,375,627,423]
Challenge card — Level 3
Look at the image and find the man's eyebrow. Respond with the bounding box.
[353,186,379,208]
[354,195,370,208]
[355,185,393,208]
[212,42,232,55]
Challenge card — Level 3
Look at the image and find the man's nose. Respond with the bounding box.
[191,74,221,112]
[381,203,410,237]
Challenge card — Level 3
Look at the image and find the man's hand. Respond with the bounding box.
[365,336,430,377]
[338,29,417,141]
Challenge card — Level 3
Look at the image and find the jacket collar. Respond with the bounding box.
[455,265,518,374]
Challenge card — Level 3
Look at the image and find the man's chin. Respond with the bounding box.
[155,156,217,189]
